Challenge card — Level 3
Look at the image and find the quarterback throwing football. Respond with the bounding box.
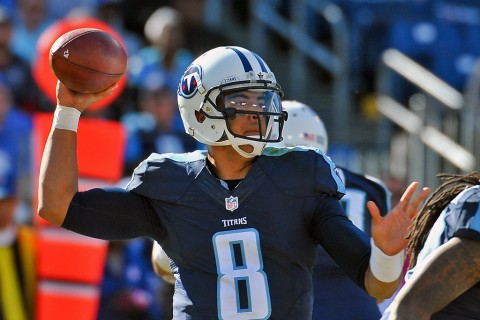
[38,46,429,319]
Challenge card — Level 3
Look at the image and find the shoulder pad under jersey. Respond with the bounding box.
[125,150,207,201]
[445,185,480,240]
[261,146,345,198]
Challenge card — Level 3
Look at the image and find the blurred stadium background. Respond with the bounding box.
[209,0,479,190]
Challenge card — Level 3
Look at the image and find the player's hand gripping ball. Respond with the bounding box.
[49,28,127,93]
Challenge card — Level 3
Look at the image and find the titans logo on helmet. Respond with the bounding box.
[179,65,202,98]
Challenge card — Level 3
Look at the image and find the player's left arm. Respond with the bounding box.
[365,182,430,299]
[384,237,480,319]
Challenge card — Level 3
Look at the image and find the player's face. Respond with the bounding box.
[222,90,273,138]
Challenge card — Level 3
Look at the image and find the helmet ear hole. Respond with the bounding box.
[195,111,206,123]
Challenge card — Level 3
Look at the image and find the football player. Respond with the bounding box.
[278,100,390,319]
[150,100,393,318]
[38,46,429,319]
[382,172,480,319]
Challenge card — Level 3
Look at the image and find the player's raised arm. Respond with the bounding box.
[364,181,430,298]
[37,81,117,226]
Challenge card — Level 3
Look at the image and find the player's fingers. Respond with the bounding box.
[398,182,419,210]
[408,187,430,219]
[104,82,119,94]
[94,83,118,100]
[85,83,118,107]
[367,201,381,223]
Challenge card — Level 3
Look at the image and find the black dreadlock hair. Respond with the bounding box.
[406,171,480,268]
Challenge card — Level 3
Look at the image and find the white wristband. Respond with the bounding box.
[53,105,81,132]
[369,238,404,282]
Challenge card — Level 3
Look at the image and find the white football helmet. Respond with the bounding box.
[177,46,287,158]
[276,100,328,153]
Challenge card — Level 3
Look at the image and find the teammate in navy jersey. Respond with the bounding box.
[277,100,389,319]
[38,46,429,319]
[382,172,480,319]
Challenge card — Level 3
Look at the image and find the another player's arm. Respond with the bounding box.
[385,237,480,320]
[38,82,117,225]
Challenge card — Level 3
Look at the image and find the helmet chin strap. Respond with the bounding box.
[225,131,266,158]
[232,141,265,158]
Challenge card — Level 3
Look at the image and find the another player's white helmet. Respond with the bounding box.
[177,46,287,158]
[278,100,328,153]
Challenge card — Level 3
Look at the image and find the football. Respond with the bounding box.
[49,28,127,93]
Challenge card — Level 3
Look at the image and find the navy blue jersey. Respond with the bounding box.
[337,169,391,234]
[404,186,480,319]
[63,147,373,319]
[312,168,391,320]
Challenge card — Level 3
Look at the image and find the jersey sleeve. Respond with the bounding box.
[262,147,345,198]
[310,194,371,289]
[62,187,163,241]
[125,151,205,201]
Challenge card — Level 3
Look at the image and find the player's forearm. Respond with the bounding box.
[365,238,404,299]
[384,301,430,320]
[38,128,78,226]
[387,237,480,319]
[364,267,400,299]
[383,278,434,320]
[383,268,444,320]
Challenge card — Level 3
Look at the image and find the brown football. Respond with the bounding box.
[49,28,127,93]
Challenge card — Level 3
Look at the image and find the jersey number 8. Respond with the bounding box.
[213,228,272,319]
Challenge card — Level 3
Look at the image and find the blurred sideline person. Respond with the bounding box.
[0,149,34,320]
[38,46,429,319]
[122,84,199,175]
[128,6,194,97]
[0,5,44,113]
[0,79,35,320]
[277,100,389,319]
[382,172,480,319]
